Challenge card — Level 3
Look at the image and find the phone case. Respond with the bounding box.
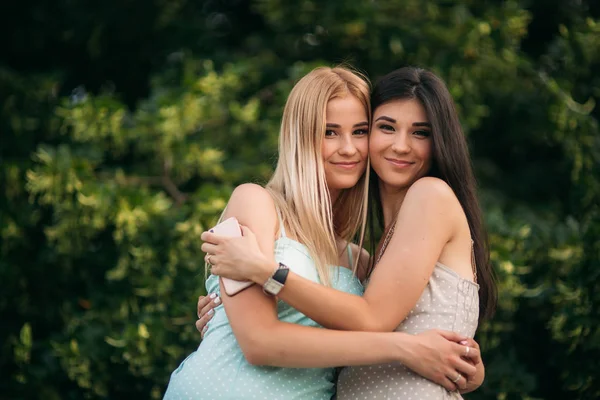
[208,217,254,296]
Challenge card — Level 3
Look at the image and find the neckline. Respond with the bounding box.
[435,262,479,288]
[275,236,354,273]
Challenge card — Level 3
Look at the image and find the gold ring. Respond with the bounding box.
[464,346,470,357]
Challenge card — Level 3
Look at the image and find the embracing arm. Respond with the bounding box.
[217,178,457,332]
[209,184,469,371]
[210,183,402,368]
[205,184,478,390]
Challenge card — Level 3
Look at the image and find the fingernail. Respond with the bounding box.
[214,297,221,305]
[209,293,217,299]
[209,229,214,233]
[207,309,214,315]
[460,340,468,345]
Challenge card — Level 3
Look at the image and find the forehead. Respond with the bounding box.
[373,98,428,122]
[326,95,367,121]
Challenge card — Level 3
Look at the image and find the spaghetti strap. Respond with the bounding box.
[471,239,478,284]
[275,207,286,238]
[347,244,354,268]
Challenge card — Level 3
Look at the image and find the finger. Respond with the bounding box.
[459,338,480,350]
[201,243,218,254]
[197,295,213,317]
[200,294,220,317]
[439,375,459,392]
[201,231,225,244]
[210,263,222,276]
[196,319,209,338]
[196,311,213,334]
[455,342,481,365]
[436,330,468,343]
[455,374,468,391]
[445,370,465,392]
[452,355,478,378]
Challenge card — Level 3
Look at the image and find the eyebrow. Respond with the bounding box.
[375,116,431,128]
[326,121,369,128]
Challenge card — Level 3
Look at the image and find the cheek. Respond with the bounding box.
[419,142,434,168]
[357,140,369,158]
[368,134,382,156]
[321,140,333,161]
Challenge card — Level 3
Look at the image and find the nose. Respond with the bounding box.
[338,135,358,156]
[391,131,410,154]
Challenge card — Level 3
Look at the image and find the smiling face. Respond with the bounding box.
[369,98,433,192]
[321,95,369,193]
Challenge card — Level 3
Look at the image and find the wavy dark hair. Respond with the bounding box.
[366,67,497,320]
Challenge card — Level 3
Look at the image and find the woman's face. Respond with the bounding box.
[369,98,433,191]
[321,95,369,191]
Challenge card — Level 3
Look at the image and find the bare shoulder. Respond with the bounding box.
[226,183,277,225]
[230,183,272,203]
[399,177,462,227]
[406,177,455,202]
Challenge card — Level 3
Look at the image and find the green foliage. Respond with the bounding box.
[1,0,599,399]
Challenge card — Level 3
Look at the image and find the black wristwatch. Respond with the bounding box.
[262,262,290,296]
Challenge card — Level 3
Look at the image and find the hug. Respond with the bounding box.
[164,65,497,400]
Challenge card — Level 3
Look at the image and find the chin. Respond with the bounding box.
[379,174,414,189]
[329,179,360,191]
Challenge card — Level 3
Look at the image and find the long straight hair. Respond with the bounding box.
[266,66,371,286]
[367,67,497,319]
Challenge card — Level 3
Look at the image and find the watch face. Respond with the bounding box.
[264,279,283,295]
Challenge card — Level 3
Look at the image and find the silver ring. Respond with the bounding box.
[464,346,470,357]
[452,373,462,383]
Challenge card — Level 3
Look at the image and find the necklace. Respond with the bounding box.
[376,215,479,285]
[375,217,397,265]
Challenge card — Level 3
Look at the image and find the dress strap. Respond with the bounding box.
[275,207,286,238]
[346,244,354,268]
[470,239,478,284]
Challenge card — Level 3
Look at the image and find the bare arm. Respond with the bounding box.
[208,184,408,367]
[207,177,458,332]
[201,184,478,391]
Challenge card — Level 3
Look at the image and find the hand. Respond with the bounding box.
[399,330,481,392]
[201,225,274,284]
[195,293,221,339]
[458,338,484,393]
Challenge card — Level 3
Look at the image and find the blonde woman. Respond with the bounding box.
[165,67,482,400]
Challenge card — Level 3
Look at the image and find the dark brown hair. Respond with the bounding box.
[367,67,497,320]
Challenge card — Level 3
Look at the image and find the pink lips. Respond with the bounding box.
[331,161,360,170]
[385,158,414,168]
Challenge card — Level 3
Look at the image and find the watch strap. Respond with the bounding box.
[262,263,289,296]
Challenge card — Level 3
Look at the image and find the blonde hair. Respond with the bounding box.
[266,66,371,286]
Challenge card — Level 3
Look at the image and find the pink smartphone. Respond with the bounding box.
[208,217,254,296]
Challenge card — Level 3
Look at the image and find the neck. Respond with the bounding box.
[379,182,409,227]
[329,188,340,205]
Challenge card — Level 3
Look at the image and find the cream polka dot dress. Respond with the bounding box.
[335,262,479,400]
[164,225,364,400]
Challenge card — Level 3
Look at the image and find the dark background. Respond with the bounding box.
[1,0,599,399]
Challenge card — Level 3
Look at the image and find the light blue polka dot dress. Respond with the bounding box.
[164,223,364,400]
